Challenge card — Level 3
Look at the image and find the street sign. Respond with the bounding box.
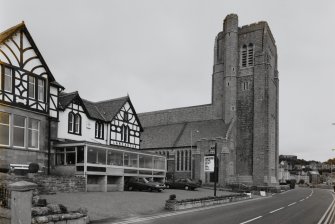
[204,156,214,172]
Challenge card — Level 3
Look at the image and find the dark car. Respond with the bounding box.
[125,177,165,192]
[165,178,200,190]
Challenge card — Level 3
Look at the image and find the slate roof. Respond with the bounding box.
[140,119,229,149]
[59,92,141,129]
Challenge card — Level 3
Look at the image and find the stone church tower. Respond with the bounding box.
[213,14,279,185]
[139,14,279,186]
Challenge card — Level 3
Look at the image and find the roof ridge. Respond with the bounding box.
[95,96,128,104]
[143,118,225,128]
[60,91,78,96]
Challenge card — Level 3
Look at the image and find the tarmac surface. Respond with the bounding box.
[41,188,236,222]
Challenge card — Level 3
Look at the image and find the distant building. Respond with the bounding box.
[308,171,320,185]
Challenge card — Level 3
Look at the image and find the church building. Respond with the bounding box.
[139,14,279,186]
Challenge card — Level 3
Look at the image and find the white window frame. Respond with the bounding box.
[28,118,39,150]
[4,67,12,93]
[37,79,45,102]
[28,76,35,99]
[13,115,26,148]
[0,111,10,146]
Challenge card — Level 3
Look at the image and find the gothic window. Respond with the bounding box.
[68,112,81,135]
[121,125,129,142]
[0,112,10,146]
[95,121,104,139]
[28,76,35,99]
[241,43,254,68]
[68,112,74,133]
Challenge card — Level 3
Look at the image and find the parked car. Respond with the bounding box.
[165,178,200,190]
[125,177,165,192]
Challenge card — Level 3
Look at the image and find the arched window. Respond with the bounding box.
[181,151,184,171]
[121,125,129,143]
[74,114,81,134]
[95,121,104,139]
[68,112,74,133]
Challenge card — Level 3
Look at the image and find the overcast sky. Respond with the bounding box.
[1,0,335,162]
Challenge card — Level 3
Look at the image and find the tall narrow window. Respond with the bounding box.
[95,121,104,139]
[189,150,192,171]
[0,112,10,146]
[28,76,35,99]
[68,112,74,133]
[4,67,12,92]
[13,115,26,147]
[122,125,129,142]
[38,79,45,102]
[241,45,247,67]
[74,114,81,134]
[28,118,39,149]
[248,43,254,66]
[177,151,180,171]
[185,150,188,171]
[181,151,184,171]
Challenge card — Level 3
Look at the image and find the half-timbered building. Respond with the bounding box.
[0,22,63,171]
[52,92,166,191]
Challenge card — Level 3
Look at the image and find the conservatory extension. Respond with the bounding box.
[52,142,166,192]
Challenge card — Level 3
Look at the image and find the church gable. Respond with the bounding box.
[110,101,141,149]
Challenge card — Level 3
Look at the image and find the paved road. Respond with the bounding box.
[111,188,334,224]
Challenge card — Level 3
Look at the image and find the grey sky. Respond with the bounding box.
[1,0,335,162]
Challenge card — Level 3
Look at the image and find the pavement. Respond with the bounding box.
[40,188,238,222]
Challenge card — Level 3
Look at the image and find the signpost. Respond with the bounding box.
[205,142,218,196]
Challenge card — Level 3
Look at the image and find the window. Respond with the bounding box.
[122,125,129,142]
[123,111,129,122]
[13,115,26,147]
[68,112,81,135]
[28,118,39,149]
[95,121,104,139]
[241,43,254,68]
[106,150,123,166]
[0,112,10,146]
[37,79,45,102]
[28,76,35,99]
[4,67,12,92]
[68,112,74,133]
[55,148,76,166]
[74,114,81,134]
[242,81,251,91]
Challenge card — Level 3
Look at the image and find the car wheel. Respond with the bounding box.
[128,186,133,191]
[184,186,189,190]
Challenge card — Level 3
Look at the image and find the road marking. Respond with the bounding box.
[288,202,296,207]
[300,199,305,202]
[240,216,262,224]
[269,207,284,214]
[317,191,335,224]
[111,197,267,224]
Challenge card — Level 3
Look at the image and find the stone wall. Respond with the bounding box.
[30,175,86,194]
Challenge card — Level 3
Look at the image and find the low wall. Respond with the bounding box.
[29,175,86,194]
[165,194,249,211]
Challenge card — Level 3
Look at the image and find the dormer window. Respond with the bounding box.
[241,43,254,68]
[95,121,104,139]
[68,112,81,135]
